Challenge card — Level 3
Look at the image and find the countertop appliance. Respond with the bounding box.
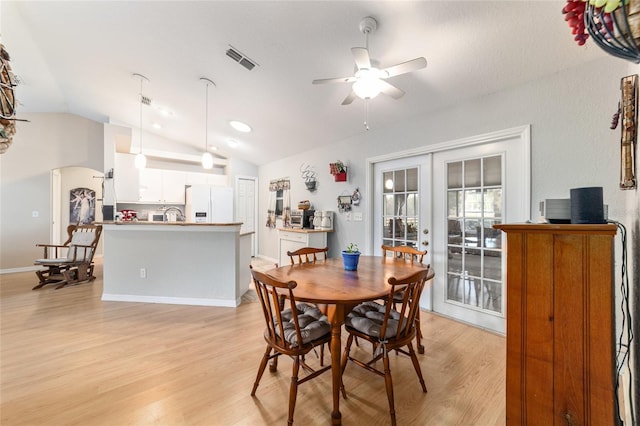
[185,185,234,223]
[148,210,166,222]
[302,209,315,229]
[290,210,303,228]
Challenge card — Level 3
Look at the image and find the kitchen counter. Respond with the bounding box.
[277,227,334,233]
[100,222,252,307]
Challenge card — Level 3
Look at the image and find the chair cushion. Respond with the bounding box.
[277,303,330,346]
[67,232,95,261]
[345,301,402,339]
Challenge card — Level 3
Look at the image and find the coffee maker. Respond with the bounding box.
[302,209,315,229]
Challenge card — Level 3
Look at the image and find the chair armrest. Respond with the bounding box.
[35,243,68,259]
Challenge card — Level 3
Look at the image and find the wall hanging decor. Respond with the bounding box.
[300,162,317,191]
[330,160,348,182]
[352,188,361,206]
[70,188,96,225]
[337,195,353,212]
[0,43,21,154]
[612,74,638,189]
[562,0,640,63]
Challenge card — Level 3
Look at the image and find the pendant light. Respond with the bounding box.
[200,77,216,169]
[133,73,149,169]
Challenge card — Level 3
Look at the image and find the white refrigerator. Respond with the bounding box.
[185,185,234,223]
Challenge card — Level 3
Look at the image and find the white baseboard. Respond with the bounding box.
[101,293,239,307]
[0,266,39,274]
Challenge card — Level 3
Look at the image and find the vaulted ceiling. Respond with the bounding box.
[3,1,605,165]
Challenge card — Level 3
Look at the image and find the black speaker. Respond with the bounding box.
[570,187,605,224]
[102,205,114,221]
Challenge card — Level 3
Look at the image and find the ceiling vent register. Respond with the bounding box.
[226,46,258,71]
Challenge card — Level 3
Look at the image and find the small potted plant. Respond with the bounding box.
[329,160,347,182]
[341,242,360,271]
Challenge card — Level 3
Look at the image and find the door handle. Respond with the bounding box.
[421,241,429,246]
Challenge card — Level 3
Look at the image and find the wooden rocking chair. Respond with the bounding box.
[33,224,102,290]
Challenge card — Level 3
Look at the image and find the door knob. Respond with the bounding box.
[423,229,429,234]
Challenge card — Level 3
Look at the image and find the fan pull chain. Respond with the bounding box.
[364,99,370,131]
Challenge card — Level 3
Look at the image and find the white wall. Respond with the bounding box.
[0,113,104,271]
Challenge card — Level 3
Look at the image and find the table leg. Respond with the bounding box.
[326,304,344,425]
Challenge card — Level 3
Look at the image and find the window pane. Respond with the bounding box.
[483,251,502,281]
[384,219,393,238]
[394,194,406,216]
[466,251,482,278]
[482,280,502,312]
[406,217,418,242]
[406,194,418,216]
[407,168,418,191]
[447,190,462,217]
[464,159,481,187]
[383,172,393,193]
[464,189,482,217]
[383,194,394,216]
[394,170,406,192]
[484,156,502,186]
[448,162,462,188]
[483,188,502,218]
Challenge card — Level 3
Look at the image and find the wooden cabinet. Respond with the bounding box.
[278,229,328,266]
[494,224,618,425]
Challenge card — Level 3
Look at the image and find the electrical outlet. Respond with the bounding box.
[140,268,146,278]
[32,210,39,218]
[354,212,363,221]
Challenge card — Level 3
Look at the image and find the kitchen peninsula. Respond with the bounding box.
[100,222,252,307]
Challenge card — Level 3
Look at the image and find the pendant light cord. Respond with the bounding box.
[205,82,209,151]
[139,76,143,154]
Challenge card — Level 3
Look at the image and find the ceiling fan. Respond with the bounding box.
[312,16,427,106]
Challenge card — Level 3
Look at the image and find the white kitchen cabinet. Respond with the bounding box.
[186,172,228,187]
[139,169,186,204]
[278,229,329,266]
[114,153,140,202]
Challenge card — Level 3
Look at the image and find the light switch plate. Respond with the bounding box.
[353,212,363,221]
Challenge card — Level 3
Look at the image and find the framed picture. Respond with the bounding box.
[70,187,96,224]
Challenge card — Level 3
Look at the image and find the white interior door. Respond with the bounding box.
[431,134,529,333]
[373,155,433,309]
[371,127,530,333]
[236,177,257,256]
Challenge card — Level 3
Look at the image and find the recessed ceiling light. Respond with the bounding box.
[229,120,251,133]
[152,122,162,130]
[152,104,174,117]
[226,139,239,148]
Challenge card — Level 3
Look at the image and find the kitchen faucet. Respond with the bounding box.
[163,206,184,222]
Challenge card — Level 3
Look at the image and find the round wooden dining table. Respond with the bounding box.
[266,255,434,425]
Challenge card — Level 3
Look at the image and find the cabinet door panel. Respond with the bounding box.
[522,233,554,420]
[554,235,585,423]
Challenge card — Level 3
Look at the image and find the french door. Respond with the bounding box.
[371,127,530,333]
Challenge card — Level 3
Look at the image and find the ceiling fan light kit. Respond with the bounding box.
[312,16,427,105]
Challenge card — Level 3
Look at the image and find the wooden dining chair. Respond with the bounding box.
[286,246,330,361]
[249,266,332,426]
[286,246,328,265]
[340,267,431,426]
[33,224,102,290]
[381,244,428,354]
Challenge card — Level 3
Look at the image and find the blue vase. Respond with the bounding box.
[342,251,360,271]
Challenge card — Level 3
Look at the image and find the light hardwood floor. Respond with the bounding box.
[1,259,506,425]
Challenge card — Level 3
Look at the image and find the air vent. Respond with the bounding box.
[140,95,151,106]
[226,45,258,71]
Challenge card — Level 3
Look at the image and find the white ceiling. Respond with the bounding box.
[2,1,606,166]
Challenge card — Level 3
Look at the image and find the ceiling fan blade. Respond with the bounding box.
[381,57,427,78]
[351,47,371,70]
[312,76,356,85]
[341,91,357,105]
[378,80,405,100]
